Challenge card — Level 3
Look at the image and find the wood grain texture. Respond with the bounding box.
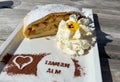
[0,0,120,82]
[101,58,120,82]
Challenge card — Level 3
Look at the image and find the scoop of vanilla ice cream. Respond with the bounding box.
[55,14,96,55]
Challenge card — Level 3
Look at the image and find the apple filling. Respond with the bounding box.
[23,12,83,39]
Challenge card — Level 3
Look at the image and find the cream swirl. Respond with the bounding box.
[56,14,96,55]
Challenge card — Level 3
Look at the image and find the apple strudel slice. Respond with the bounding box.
[23,4,83,39]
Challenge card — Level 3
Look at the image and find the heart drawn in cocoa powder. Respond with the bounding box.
[13,56,33,70]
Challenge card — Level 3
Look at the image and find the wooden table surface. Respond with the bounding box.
[0,0,120,82]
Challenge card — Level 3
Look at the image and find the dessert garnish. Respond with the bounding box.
[56,14,96,55]
[67,21,80,32]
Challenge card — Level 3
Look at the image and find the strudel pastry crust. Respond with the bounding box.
[23,4,83,39]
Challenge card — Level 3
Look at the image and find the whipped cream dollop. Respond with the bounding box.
[55,14,96,55]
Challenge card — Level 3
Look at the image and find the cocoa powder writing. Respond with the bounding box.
[3,53,49,75]
[2,53,83,77]
[45,60,70,68]
[72,59,81,77]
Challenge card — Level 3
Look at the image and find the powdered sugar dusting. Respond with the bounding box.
[24,4,81,27]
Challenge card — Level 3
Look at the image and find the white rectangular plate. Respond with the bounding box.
[0,8,102,82]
